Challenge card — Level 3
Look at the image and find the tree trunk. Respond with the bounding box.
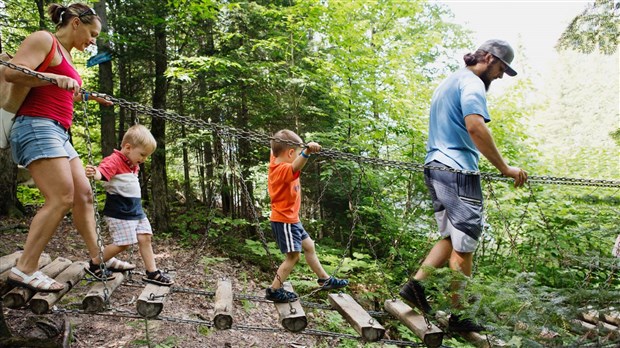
[0,150,22,217]
[0,298,10,337]
[35,0,45,30]
[116,2,128,145]
[150,5,169,232]
[199,18,216,207]
[178,85,192,209]
[95,0,116,156]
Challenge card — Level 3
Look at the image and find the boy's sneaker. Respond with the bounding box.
[265,287,299,303]
[142,270,174,286]
[448,314,486,332]
[399,279,432,314]
[318,276,348,290]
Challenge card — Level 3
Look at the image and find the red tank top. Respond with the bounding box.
[17,36,82,129]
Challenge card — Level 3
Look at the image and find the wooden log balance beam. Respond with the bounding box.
[602,308,620,326]
[273,282,307,332]
[384,299,443,347]
[82,272,125,313]
[136,272,176,318]
[328,292,385,342]
[214,279,233,329]
[0,253,52,296]
[580,310,620,338]
[3,257,72,308]
[0,251,24,274]
[571,319,598,340]
[30,261,87,314]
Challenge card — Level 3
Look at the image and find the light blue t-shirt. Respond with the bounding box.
[425,68,490,171]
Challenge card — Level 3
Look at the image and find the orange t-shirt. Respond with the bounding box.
[268,154,301,223]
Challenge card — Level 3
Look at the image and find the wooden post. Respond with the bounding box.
[384,299,443,347]
[571,319,597,340]
[328,293,385,342]
[136,272,176,318]
[602,309,620,326]
[3,257,72,309]
[213,279,233,329]
[435,311,505,348]
[30,262,87,314]
[599,321,620,336]
[580,310,599,324]
[273,282,307,332]
[0,253,52,296]
[82,272,125,313]
[0,251,23,274]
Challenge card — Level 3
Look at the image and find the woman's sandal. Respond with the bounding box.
[8,267,64,293]
[85,261,117,281]
[142,270,174,286]
[105,257,136,272]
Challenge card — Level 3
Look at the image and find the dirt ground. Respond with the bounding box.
[0,216,354,348]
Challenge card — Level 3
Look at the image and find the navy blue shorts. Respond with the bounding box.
[271,222,310,254]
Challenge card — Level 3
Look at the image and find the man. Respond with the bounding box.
[400,39,528,332]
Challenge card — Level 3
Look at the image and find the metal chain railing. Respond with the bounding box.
[50,307,431,347]
[81,93,111,306]
[295,160,363,301]
[1,59,619,188]
[128,280,389,317]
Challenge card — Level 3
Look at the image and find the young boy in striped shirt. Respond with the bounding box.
[85,124,172,286]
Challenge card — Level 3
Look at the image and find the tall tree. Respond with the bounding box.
[557,0,619,54]
[95,0,116,156]
[151,1,170,231]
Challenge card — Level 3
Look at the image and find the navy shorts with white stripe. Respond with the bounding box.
[271,222,310,253]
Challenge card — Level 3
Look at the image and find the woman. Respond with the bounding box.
[6,3,120,292]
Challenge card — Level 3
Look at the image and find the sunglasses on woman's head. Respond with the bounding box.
[78,7,97,18]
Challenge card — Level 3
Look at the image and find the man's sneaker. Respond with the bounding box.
[399,279,432,314]
[265,287,299,303]
[448,314,486,332]
[318,276,349,290]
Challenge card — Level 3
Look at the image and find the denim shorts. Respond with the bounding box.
[10,116,78,167]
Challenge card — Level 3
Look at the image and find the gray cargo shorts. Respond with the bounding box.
[424,161,483,253]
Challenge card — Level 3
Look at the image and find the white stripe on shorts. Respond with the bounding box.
[285,223,293,252]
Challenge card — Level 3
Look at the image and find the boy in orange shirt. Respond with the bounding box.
[265,129,348,303]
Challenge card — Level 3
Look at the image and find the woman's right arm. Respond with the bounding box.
[5,31,80,94]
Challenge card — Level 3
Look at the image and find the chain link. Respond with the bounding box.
[81,94,111,306]
[50,306,426,346]
[154,283,393,318]
[1,59,618,188]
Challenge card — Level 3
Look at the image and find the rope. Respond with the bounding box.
[1,59,619,188]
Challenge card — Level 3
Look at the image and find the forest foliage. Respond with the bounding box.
[1,0,619,346]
